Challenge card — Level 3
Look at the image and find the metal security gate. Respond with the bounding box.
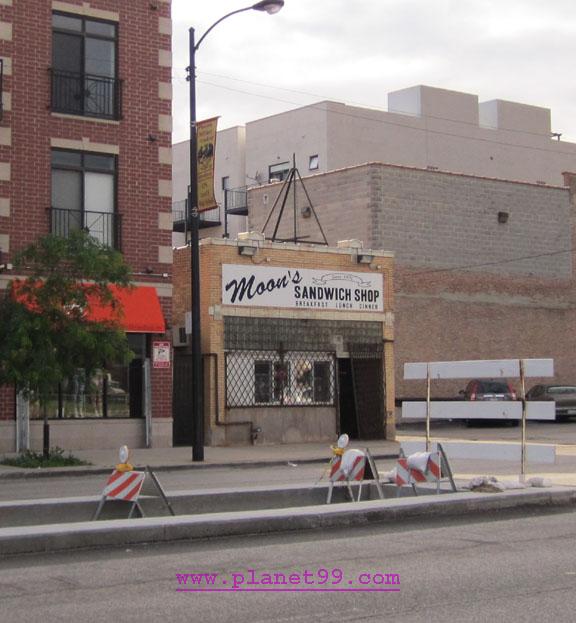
[172,353,193,446]
[349,342,385,439]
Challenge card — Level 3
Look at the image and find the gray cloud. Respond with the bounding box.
[171,0,576,141]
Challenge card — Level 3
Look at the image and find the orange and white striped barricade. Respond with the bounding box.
[409,452,442,494]
[92,469,147,520]
[395,452,442,496]
[327,448,366,504]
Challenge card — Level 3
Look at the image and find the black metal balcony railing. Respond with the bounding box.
[172,199,221,232]
[49,207,121,249]
[224,187,248,215]
[50,69,122,120]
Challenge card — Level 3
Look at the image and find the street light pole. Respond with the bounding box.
[187,1,285,462]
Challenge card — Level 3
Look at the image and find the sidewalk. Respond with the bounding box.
[0,440,400,479]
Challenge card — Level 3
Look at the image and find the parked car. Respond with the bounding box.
[526,384,576,422]
[460,379,517,401]
[459,379,517,426]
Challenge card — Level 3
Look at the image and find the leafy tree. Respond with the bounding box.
[0,231,135,454]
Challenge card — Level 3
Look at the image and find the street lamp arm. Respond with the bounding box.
[195,0,284,51]
[195,6,252,51]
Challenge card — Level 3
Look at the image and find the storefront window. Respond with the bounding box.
[29,334,147,419]
[227,351,335,408]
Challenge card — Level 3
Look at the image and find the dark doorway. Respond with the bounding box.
[128,359,143,418]
[348,343,386,440]
[338,358,358,438]
[172,352,193,446]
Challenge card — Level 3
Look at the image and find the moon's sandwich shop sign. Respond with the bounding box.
[222,264,384,312]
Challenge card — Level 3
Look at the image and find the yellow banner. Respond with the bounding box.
[197,117,219,213]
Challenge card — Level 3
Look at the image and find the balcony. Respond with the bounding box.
[49,69,122,121]
[49,208,121,249]
[224,187,248,216]
[172,199,221,233]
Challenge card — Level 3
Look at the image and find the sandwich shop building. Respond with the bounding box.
[172,236,395,446]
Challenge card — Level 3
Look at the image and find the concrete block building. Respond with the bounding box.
[0,0,173,452]
[172,85,576,245]
[247,163,576,399]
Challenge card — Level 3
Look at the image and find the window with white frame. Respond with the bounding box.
[308,155,319,170]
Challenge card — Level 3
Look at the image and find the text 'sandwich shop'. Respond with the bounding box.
[172,235,395,446]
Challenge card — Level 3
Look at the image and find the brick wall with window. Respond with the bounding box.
[0,1,173,444]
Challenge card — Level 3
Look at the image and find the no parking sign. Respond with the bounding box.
[153,340,171,369]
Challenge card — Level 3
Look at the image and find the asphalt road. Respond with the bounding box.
[1,506,576,622]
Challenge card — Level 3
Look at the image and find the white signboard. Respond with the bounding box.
[221,264,384,312]
[401,401,555,420]
[404,358,554,380]
[400,441,556,464]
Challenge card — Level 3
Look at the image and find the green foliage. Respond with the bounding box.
[0,231,134,402]
[0,447,91,468]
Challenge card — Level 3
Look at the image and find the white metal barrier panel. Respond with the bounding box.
[402,358,555,479]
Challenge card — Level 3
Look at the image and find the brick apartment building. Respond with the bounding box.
[0,0,173,452]
[247,163,576,400]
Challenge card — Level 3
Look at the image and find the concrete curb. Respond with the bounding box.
[1,487,575,556]
[0,453,398,480]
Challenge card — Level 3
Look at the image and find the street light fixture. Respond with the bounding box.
[187,0,284,462]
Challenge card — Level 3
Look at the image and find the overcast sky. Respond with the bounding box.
[171,0,576,144]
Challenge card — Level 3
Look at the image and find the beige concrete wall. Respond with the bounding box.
[0,418,173,453]
[0,421,16,454]
[242,86,576,188]
[227,406,336,445]
[245,103,329,181]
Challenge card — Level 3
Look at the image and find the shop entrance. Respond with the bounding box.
[338,343,386,440]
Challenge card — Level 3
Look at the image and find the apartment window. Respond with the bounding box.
[309,155,319,170]
[51,149,119,248]
[51,12,121,119]
[268,162,290,183]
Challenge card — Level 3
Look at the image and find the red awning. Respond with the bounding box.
[12,281,166,334]
[88,285,166,334]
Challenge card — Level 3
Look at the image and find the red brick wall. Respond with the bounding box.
[0,1,172,423]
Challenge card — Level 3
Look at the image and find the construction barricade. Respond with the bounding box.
[93,469,146,520]
[394,443,456,496]
[93,446,175,520]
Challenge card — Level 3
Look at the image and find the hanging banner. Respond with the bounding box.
[222,264,384,312]
[197,116,219,212]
